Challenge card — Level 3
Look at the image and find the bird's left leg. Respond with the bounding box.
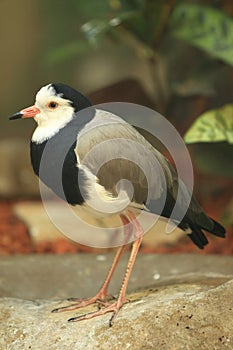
[68,211,143,326]
[52,214,133,314]
[52,245,125,313]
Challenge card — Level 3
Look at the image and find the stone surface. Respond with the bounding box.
[0,254,233,349]
[0,276,232,349]
[0,254,233,300]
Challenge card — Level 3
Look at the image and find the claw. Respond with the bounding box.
[52,307,61,313]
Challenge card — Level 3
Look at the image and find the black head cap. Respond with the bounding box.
[51,83,92,112]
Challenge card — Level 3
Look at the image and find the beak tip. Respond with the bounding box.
[9,112,23,120]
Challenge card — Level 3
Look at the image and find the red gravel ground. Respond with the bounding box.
[0,198,232,256]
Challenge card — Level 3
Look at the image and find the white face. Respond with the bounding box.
[34,84,74,125]
[32,84,75,143]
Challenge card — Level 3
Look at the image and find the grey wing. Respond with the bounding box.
[75,109,172,206]
[74,109,213,230]
[133,126,215,230]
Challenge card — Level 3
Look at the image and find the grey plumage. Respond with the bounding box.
[75,108,225,248]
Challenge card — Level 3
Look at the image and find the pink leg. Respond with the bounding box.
[52,214,132,314]
[68,211,143,326]
[127,210,144,239]
[120,213,134,244]
[52,244,125,313]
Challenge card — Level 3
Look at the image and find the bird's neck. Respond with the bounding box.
[32,116,74,144]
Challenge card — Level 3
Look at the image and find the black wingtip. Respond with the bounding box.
[188,217,226,249]
[209,219,226,238]
[188,229,209,249]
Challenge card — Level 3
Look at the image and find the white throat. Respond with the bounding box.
[32,115,73,144]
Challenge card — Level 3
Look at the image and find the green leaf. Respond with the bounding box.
[184,104,233,144]
[170,4,233,66]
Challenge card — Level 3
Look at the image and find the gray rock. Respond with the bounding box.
[1,254,233,300]
[0,279,232,350]
[0,254,233,349]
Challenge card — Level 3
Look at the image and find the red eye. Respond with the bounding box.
[47,101,58,109]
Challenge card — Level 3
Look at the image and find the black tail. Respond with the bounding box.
[188,226,208,249]
[209,219,226,238]
[188,218,226,249]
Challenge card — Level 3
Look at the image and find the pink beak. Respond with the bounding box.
[9,105,40,120]
[21,105,40,118]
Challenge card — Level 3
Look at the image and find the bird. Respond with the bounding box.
[9,82,226,326]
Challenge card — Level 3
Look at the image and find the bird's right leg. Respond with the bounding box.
[52,214,132,313]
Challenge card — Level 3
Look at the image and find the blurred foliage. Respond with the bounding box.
[48,1,233,65]
[192,143,233,176]
[185,104,233,177]
[46,1,233,100]
[46,0,233,177]
[184,104,233,144]
[170,3,233,65]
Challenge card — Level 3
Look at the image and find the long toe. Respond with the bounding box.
[67,300,125,326]
[52,303,87,313]
[52,296,105,313]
